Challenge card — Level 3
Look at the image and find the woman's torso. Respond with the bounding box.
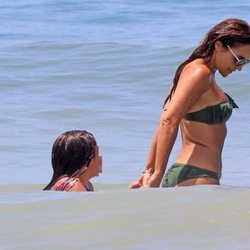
[176,120,226,174]
[175,72,234,175]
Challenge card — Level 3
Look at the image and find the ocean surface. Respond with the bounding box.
[0,0,250,249]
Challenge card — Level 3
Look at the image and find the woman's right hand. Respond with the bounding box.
[128,173,144,189]
[128,169,153,189]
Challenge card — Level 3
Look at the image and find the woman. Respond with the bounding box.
[43,130,102,191]
[130,18,250,188]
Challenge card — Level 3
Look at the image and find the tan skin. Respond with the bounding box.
[130,41,250,188]
[51,146,102,191]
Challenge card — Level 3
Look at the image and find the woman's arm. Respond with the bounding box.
[144,112,179,187]
[144,130,157,172]
[128,130,157,189]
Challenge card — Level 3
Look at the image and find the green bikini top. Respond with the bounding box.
[184,93,238,124]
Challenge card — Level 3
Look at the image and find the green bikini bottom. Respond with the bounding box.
[161,163,220,187]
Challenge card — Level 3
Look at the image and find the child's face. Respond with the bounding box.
[92,145,102,176]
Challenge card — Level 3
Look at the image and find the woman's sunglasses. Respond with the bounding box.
[227,45,250,66]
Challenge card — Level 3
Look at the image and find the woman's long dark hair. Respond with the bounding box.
[165,18,250,103]
[43,130,96,190]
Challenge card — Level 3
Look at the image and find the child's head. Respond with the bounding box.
[44,130,102,191]
[51,130,97,177]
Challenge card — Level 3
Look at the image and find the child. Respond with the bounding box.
[43,130,102,191]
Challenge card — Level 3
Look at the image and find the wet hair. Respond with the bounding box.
[43,130,96,190]
[165,18,250,103]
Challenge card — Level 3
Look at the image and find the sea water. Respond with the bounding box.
[0,0,250,249]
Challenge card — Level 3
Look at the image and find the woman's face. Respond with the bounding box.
[217,43,250,77]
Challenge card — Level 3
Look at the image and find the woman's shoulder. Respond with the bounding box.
[184,59,213,78]
[179,59,213,92]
